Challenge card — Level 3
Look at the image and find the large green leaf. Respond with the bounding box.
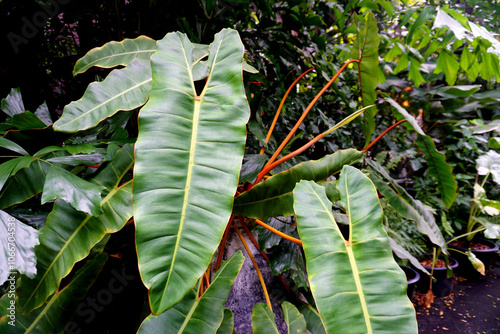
[0,253,107,333]
[0,211,39,285]
[415,135,457,208]
[133,28,250,315]
[293,172,417,334]
[137,251,244,334]
[251,304,279,334]
[367,160,448,254]
[16,145,134,313]
[41,165,105,216]
[73,36,157,75]
[233,149,363,219]
[351,12,380,146]
[0,156,32,192]
[386,97,457,209]
[54,58,152,132]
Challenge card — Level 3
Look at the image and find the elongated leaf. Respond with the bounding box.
[386,98,457,208]
[41,165,105,216]
[0,253,106,333]
[388,237,430,275]
[233,149,363,219]
[298,304,326,334]
[54,58,152,132]
[73,36,157,75]
[11,111,48,130]
[282,301,307,334]
[351,12,380,146]
[293,173,417,334]
[133,29,250,315]
[17,145,134,313]
[46,153,104,166]
[408,6,435,43]
[0,211,39,285]
[0,156,32,192]
[137,251,244,334]
[251,303,279,334]
[416,135,457,208]
[0,160,50,209]
[367,160,448,254]
[216,309,235,334]
[0,137,29,156]
[1,88,24,117]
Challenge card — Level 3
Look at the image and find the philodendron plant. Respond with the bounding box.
[0,21,456,333]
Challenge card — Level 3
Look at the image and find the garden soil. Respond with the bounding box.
[415,258,500,334]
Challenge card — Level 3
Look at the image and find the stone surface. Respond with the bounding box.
[223,227,288,334]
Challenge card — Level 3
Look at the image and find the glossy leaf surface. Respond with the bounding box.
[137,252,244,334]
[73,36,157,75]
[293,171,417,334]
[133,29,250,314]
[367,160,448,254]
[54,58,152,132]
[233,149,363,219]
[251,303,279,334]
[0,253,106,333]
[17,145,134,313]
[351,12,379,145]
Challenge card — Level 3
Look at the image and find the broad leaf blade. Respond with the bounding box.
[0,211,39,285]
[251,303,279,334]
[0,253,107,333]
[416,135,457,208]
[367,160,448,254]
[41,165,105,216]
[293,173,417,334]
[351,12,380,146]
[1,87,24,117]
[17,145,134,313]
[133,29,250,315]
[0,156,32,192]
[137,251,244,334]
[233,149,363,219]
[54,58,152,132]
[73,36,156,75]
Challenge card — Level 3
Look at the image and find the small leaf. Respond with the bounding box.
[0,156,32,192]
[0,137,29,156]
[41,165,105,216]
[46,153,104,166]
[251,303,279,334]
[216,309,235,334]
[10,111,48,130]
[407,7,435,43]
[34,102,53,126]
[282,301,307,334]
[434,51,460,86]
[1,88,24,117]
[467,251,485,275]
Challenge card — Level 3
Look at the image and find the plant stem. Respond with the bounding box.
[263,59,359,169]
[252,218,302,245]
[233,221,273,311]
[239,218,291,293]
[215,215,235,271]
[362,119,407,153]
[259,68,314,154]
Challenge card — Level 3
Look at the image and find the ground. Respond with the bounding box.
[415,259,500,334]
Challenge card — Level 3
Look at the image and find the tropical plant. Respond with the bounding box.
[0,0,472,327]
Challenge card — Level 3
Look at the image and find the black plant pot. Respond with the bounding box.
[400,265,420,299]
[448,238,499,280]
[417,257,458,297]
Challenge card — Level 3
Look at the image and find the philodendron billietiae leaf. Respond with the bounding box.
[293,168,417,334]
[133,28,250,315]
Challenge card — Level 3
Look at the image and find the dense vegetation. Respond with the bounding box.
[1,0,500,333]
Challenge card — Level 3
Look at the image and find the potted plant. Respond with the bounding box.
[448,151,500,279]
[417,249,459,298]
